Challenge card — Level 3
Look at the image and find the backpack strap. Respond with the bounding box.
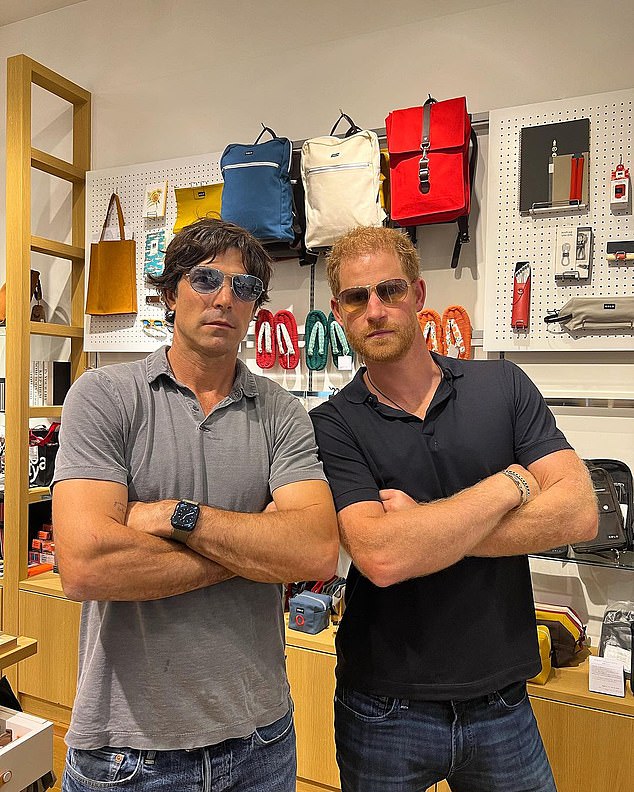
[451,126,479,269]
[418,95,436,195]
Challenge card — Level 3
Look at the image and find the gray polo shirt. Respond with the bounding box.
[53,346,326,750]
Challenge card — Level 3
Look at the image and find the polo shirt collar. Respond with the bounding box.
[145,345,259,398]
[343,353,464,404]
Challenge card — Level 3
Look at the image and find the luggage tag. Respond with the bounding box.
[511,261,530,330]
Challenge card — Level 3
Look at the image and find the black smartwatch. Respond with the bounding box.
[170,499,200,544]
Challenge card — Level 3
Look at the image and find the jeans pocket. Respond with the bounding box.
[66,747,143,787]
[494,680,528,710]
[253,707,294,746]
[335,686,400,722]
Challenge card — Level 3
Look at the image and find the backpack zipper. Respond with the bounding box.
[298,593,327,611]
[306,162,371,175]
[223,161,280,170]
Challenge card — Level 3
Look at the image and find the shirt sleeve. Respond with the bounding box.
[267,391,326,493]
[503,360,572,467]
[310,403,381,512]
[53,369,130,487]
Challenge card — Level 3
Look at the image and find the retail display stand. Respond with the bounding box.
[3,55,90,772]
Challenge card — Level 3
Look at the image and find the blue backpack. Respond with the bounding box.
[220,125,294,243]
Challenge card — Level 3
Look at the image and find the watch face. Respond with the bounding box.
[172,501,199,532]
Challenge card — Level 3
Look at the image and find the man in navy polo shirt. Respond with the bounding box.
[310,225,597,792]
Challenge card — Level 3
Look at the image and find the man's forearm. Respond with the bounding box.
[470,480,598,557]
[59,521,233,602]
[126,497,338,583]
[347,472,524,586]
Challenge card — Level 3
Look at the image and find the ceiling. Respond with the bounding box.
[0,0,85,27]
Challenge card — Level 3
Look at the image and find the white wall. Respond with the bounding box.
[1,0,633,639]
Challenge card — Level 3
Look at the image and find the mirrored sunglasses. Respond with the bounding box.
[186,266,264,303]
[142,319,165,328]
[337,278,411,314]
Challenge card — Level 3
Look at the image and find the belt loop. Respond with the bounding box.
[144,750,156,764]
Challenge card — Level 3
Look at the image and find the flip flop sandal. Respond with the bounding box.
[442,305,472,360]
[255,309,276,369]
[275,309,300,369]
[328,312,353,368]
[417,309,445,354]
[305,310,329,371]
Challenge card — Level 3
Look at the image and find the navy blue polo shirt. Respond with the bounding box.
[310,354,571,700]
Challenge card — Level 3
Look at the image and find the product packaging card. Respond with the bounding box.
[589,655,625,697]
[554,226,592,281]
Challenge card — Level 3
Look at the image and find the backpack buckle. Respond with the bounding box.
[418,149,430,194]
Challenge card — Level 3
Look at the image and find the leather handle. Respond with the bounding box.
[99,193,126,242]
[253,123,277,144]
[330,111,361,137]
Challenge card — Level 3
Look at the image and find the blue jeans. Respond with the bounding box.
[62,708,295,792]
[335,682,557,792]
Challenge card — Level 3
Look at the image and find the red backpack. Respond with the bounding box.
[385,96,478,268]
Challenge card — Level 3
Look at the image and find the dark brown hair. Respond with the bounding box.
[148,217,273,308]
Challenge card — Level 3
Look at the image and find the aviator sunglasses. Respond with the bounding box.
[186,266,265,303]
[336,278,411,314]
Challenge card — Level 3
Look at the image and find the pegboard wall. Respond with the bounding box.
[85,151,223,352]
[484,88,634,352]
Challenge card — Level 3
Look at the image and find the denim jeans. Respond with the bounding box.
[335,682,557,792]
[62,708,295,792]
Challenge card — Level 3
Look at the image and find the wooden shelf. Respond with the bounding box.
[19,571,66,598]
[30,321,83,338]
[31,148,84,183]
[29,406,62,419]
[528,651,634,718]
[0,635,37,670]
[28,487,51,504]
[286,620,338,655]
[31,235,84,262]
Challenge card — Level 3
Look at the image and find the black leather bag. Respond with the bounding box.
[586,458,633,549]
[572,463,628,553]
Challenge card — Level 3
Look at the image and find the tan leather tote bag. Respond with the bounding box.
[86,193,137,315]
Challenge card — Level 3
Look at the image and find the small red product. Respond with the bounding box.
[511,261,531,330]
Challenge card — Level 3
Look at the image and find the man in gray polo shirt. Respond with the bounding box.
[53,218,338,792]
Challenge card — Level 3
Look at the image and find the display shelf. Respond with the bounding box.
[0,635,37,669]
[527,650,634,718]
[29,321,83,338]
[28,406,62,419]
[531,548,634,571]
[27,487,51,504]
[19,571,65,598]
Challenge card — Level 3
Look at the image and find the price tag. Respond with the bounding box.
[337,355,353,371]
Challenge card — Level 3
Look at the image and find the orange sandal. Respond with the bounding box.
[441,305,472,359]
[417,309,445,354]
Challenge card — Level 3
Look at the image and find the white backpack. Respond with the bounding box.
[301,115,384,250]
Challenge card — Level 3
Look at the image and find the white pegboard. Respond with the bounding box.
[484,88,634,352]
[85,151,223,352]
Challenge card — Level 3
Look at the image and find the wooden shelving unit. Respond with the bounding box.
[4,56,90,727]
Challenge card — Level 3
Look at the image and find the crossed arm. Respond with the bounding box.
[53,478,338,602]
[336,450,598,588]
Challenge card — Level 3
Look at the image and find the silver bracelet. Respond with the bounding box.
[501,469,530,507]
